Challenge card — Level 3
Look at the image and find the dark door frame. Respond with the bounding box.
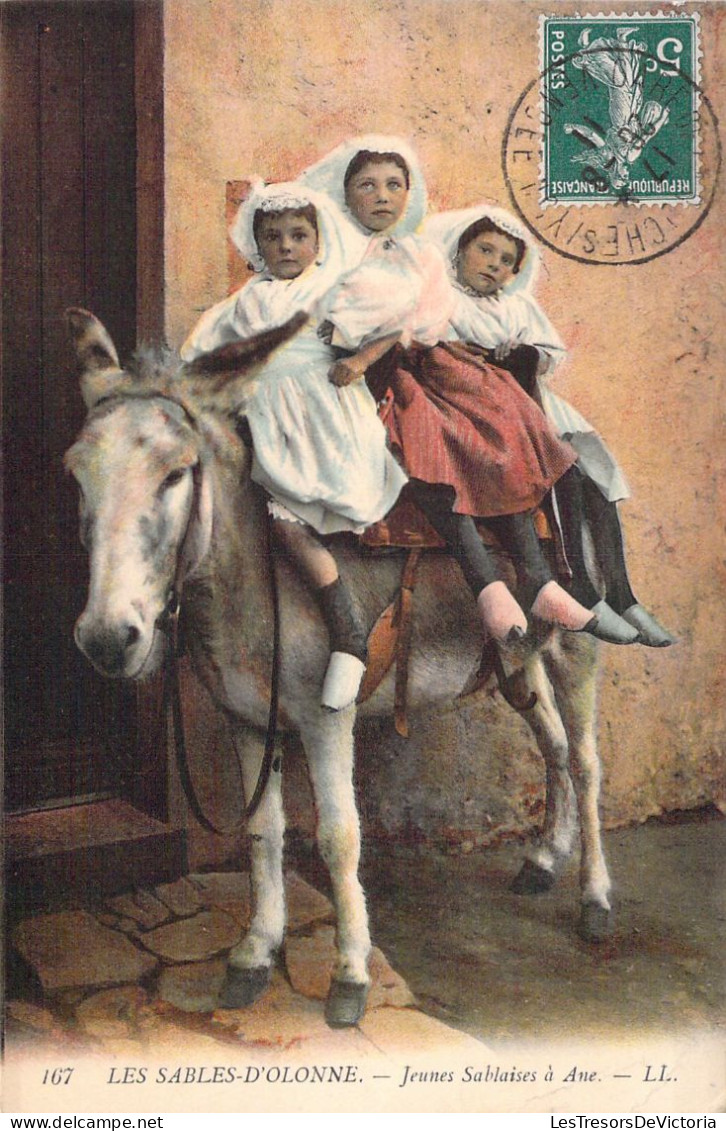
[1,0,170,825]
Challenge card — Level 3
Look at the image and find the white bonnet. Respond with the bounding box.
[229,178,349,277]
[425,202,539,294]
[299,134,428,236]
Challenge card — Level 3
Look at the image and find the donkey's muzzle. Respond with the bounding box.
[75,613,146,678]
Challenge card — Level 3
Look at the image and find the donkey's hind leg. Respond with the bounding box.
[511,650,579,894]
[220,723,286,1009]
[300,709,371,1027]
[546,633,613,941]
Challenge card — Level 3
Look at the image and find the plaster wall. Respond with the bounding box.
[161,0,725,859]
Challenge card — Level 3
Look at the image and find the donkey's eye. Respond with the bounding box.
[160,468,188,492]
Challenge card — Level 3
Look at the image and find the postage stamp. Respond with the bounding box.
[539,12,702,206]
[502,11,719,265]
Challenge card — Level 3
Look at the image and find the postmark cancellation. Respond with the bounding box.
[503,11,720,265]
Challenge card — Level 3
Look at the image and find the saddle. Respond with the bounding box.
[357,488,555,736]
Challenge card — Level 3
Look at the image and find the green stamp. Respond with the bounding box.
[540,13,701,205]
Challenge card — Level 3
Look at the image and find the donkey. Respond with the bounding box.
[64,308,612,1028]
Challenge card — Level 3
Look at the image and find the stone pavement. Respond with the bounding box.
[6,870,489,1063]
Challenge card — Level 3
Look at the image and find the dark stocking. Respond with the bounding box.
[550,465,602,609]
[271,518,367,662]
[316,578,368,663]
[408,479,498,597]
[485,513,552,610]
[580,478,637,614]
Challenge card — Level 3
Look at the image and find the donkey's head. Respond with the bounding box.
[64,308,304,679]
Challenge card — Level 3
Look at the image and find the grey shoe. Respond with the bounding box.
[583,600,641,644]
[621,603,676,647]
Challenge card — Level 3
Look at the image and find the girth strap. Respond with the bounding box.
[393,548,421,738]
[357,548,422,738]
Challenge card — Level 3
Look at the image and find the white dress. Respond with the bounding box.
[327,232,454,350]
[181,180,406,535]
[245,315,405,534]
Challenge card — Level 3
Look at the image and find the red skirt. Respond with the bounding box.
[373,341,577,519]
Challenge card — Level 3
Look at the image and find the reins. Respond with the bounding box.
[158,463,282,835]
[160,548,281,833]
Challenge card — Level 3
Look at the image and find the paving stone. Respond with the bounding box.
[188,872,252,927]
[187,870,332,934]
[153,877,204,917]
[12,911,158,993]
[139,909,239,963]
[284,927,415,1010]
[209,972,380,1061]
[6,878,482,1066]
[75,986,149,1039]
[53,987,90,1012]
[284,925,335,1000]
[285,871,334,930]
[211,968,326,1040]
[134,889,174,926]
[105,891,171,929]
[136,1014,234,1054]
[94,911,121,929]
[96,1037,147,1056]
[157,958,227,1013]
[5,1000,57,1034]
[367,946,416,1010]
[189,872,248,904]
[94,912,141,938]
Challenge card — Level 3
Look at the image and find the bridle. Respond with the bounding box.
[93,390,281,830]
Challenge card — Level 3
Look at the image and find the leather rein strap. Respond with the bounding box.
[161,543,281,834]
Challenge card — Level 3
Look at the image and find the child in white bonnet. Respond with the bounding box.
[182,180,407,708]
[426,202,674,647]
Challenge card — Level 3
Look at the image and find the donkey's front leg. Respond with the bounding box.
[219,722,286,1009]
[300,709,371,1027]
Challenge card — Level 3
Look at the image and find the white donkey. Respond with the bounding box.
[64,309,612,1028]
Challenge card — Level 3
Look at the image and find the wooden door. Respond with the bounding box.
[2,1,141,812]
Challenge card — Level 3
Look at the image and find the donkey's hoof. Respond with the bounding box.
[578,902,613,943]
[325,980,369,1028]
[510,859,556,895]
[218,964,271,1009]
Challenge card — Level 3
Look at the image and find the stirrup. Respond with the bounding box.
[321,652,366,711]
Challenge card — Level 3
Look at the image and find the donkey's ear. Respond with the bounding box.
[182,312,307,390]
[65,307,124,408]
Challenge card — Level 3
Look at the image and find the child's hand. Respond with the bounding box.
[493,339,519,361]
[329,358,365,387]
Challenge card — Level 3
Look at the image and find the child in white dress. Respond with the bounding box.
[181,180,407,708]
[425,203,673,646]
[301,140,639,646]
